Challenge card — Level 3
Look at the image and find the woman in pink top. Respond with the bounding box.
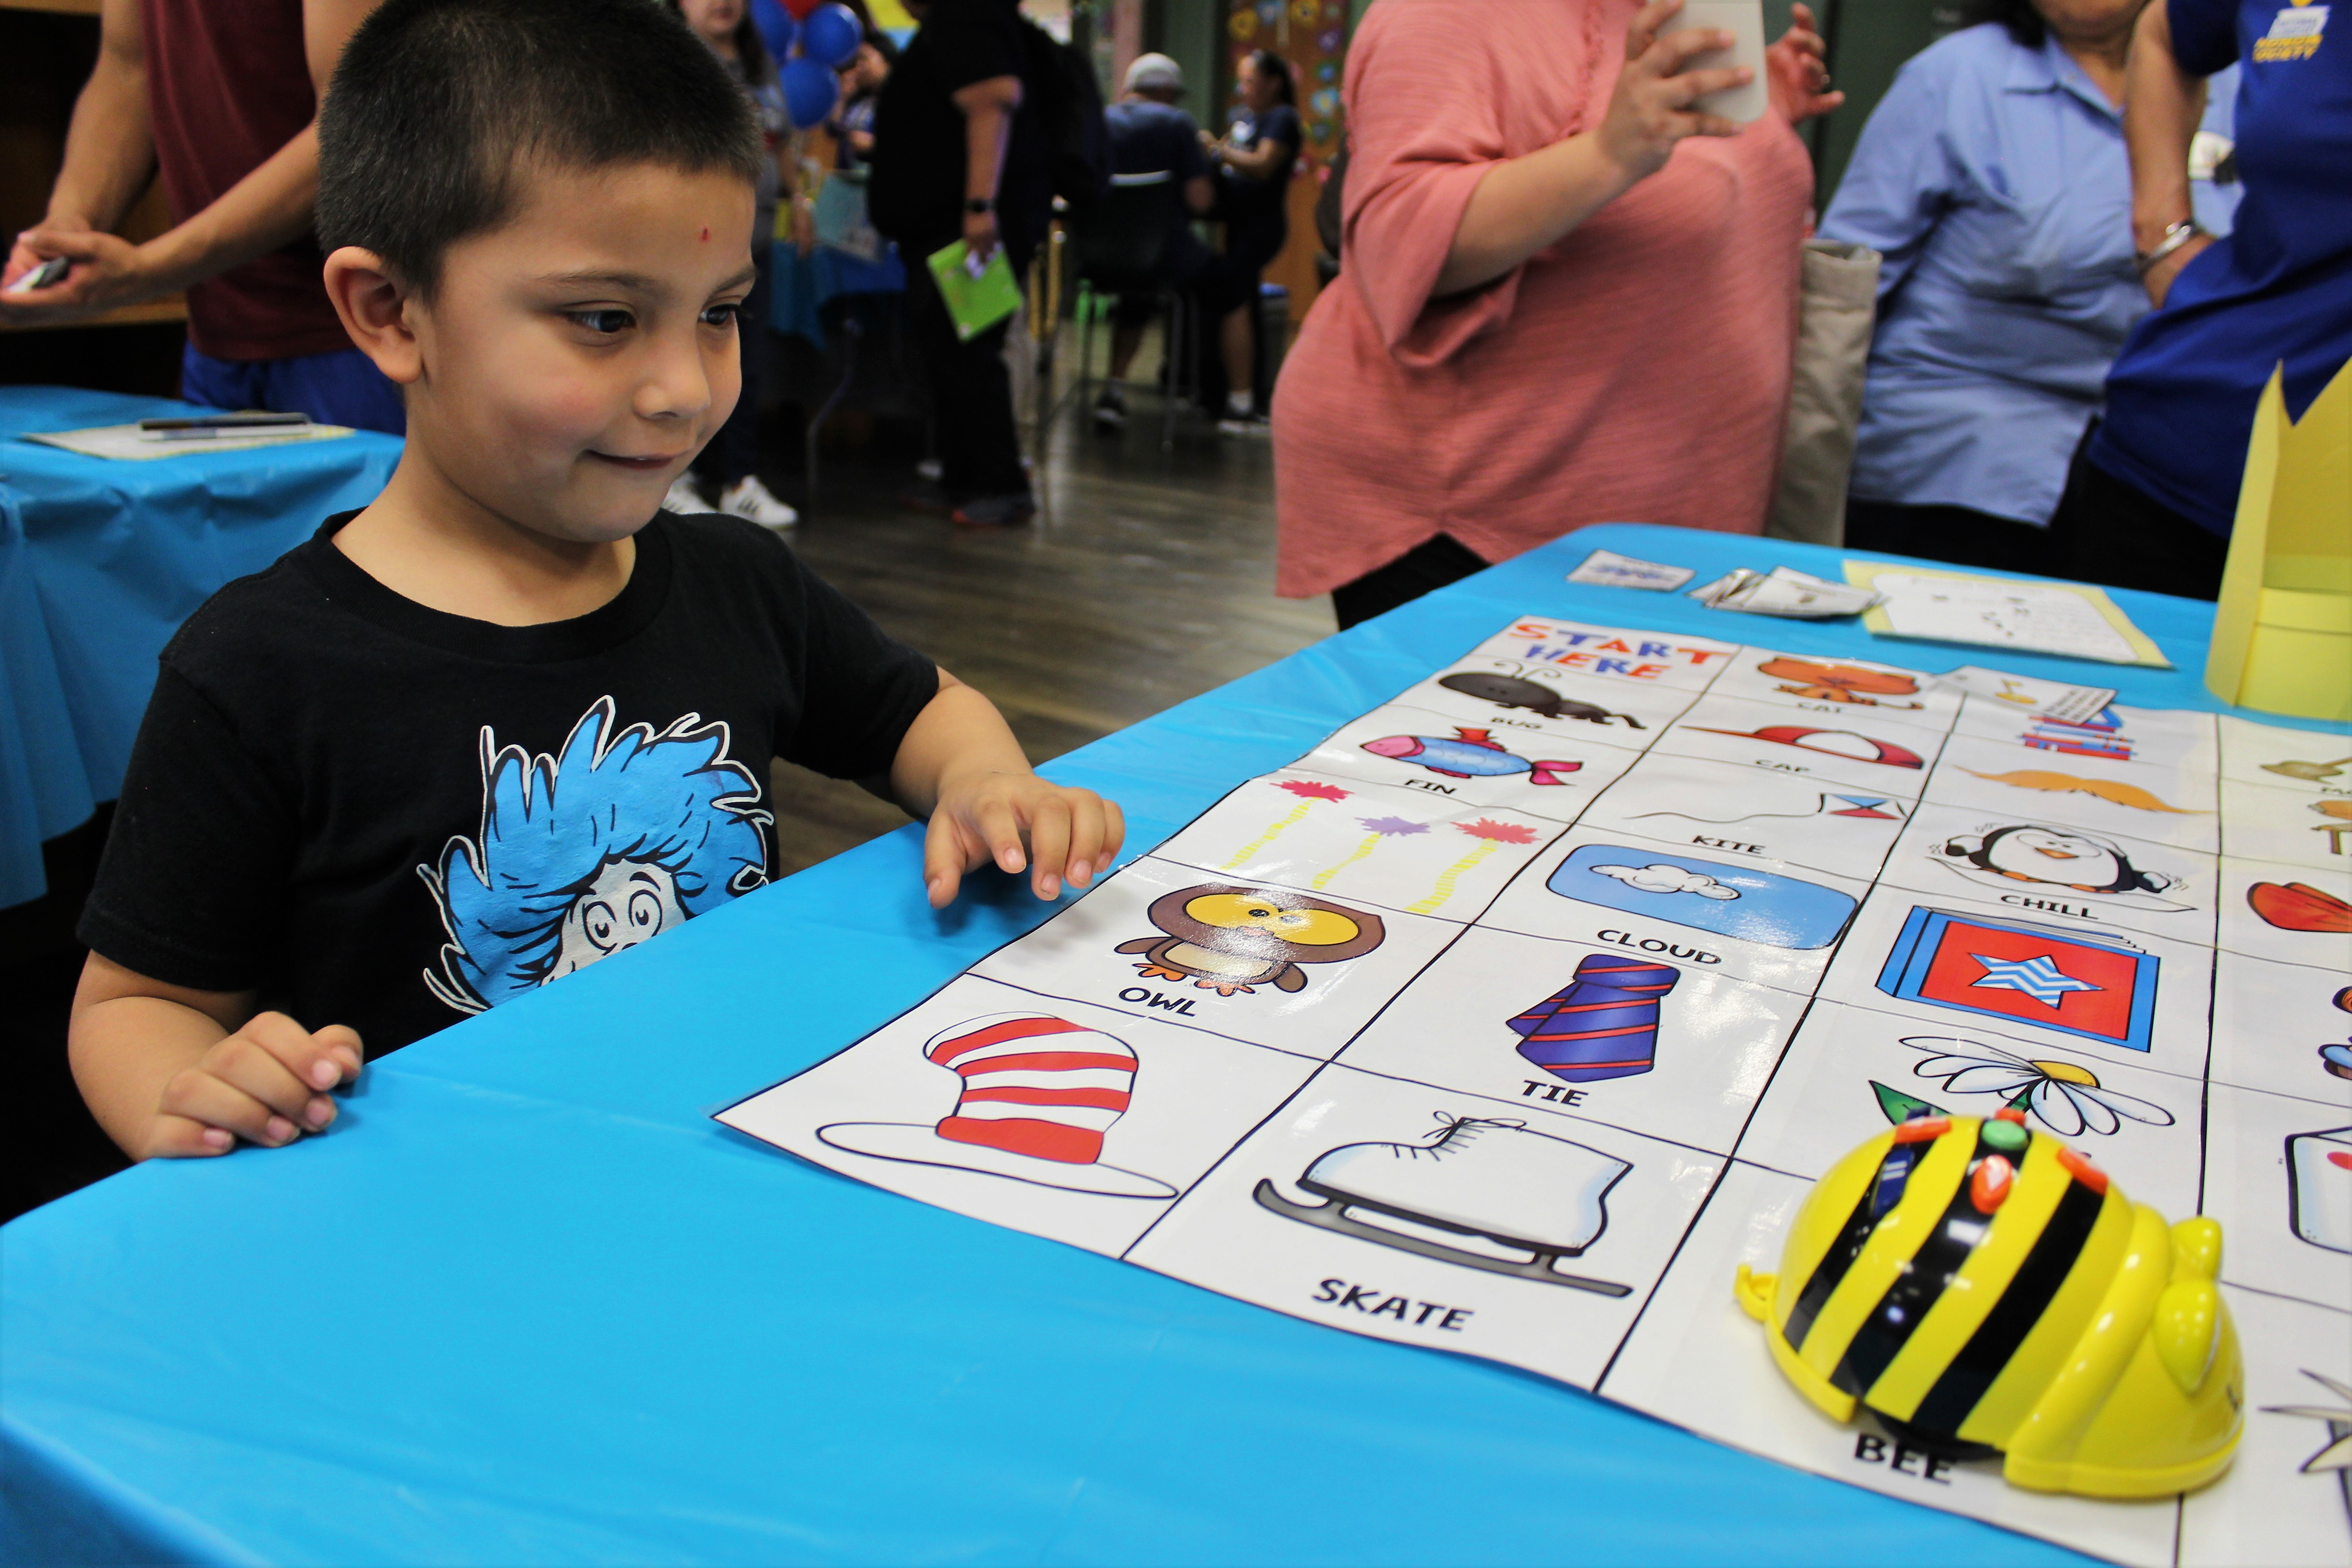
[1275,0,1843,625]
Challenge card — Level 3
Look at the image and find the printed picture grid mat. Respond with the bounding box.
[719,617,2352,1568]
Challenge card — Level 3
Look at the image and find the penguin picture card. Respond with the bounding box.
[1387,657,1701,747]
[1922,732,2220,855]
[1290,702,1641,823]
[1332,924,1809,1157]
[1458,615,1739,692]
[2217,775,2352,870]
[1124,1063,1723,1392]
[1570,751,1914,882]
[2215,857,2352,973]
[715,977,1323,1258]
[1878,799,2219,945]
[1702,647,1962,729]
[1149,770,1562,923]
[1648,692,1947,800]
[964,855,1459,1060]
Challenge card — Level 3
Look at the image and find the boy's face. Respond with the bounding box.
[404,162,756,545]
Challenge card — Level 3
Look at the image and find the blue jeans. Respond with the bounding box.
[180,344,406,436]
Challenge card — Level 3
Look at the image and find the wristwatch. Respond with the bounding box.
[964,196,995,215]
[2135,219,2205,277]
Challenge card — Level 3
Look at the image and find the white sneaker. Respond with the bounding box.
[718,475,799,529]
[662,475,708,514]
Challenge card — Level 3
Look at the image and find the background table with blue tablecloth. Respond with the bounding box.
[6,524,2344,1567]
[0,387,402,908]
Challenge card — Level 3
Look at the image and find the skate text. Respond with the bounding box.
[1313,1279,1473,1331]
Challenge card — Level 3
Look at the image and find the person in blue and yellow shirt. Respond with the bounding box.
[2048,0,2352,598]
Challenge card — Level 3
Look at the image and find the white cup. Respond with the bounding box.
[1672,0,1770,125]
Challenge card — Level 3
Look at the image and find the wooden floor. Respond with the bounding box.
[757,382,1333,875]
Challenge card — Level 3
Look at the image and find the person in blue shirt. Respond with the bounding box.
[1822,0,2214,573]
[2049,0,2352,598]
[1090,53,1219,433]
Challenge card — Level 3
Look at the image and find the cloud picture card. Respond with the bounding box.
[1151,770,1562,922]
[965,855,1459,1061]
[1332,923,1809,1157]
[1571,752,1915,882]
[1125,1063,1723,1392]
[1290,702,1641,823]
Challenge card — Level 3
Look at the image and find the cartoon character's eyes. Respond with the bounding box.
[627,888,664,934]
[581,900,620,952]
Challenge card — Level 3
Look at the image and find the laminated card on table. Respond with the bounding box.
[716,613,2352,1568]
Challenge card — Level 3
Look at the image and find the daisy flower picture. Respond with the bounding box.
[1902,1036,2175,1137]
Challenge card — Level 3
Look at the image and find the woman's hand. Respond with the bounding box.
[1766,2,1844,125]
[1594,0,1754,184]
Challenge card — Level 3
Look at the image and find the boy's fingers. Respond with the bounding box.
[1029,796,1072,898]
[1101,799,1126,864]
[976,798,1025,874]
[244,1010,352,1092]
[145,1113,234,1159]
[209,1029,326,1122]
[313,1024,365,1082]
[1064,795,1107,888]
[922,813,965,907]
[160,1069,297,1147]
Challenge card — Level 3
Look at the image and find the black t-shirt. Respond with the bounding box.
[1221,103,1301,244]
[1106,98,1213,279]
[867,0,1053,271]
[80,512,937,1058]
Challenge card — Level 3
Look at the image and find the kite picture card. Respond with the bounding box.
[719,612,2349,1568]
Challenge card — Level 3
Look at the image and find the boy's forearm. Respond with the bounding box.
[889,673,1032,818]
[69,993,234,1157]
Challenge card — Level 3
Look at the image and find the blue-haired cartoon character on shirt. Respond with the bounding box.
[421,697,771,1014]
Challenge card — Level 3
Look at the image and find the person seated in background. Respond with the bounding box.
[68,0,1122,1164]
[1092,52,1218,434]
[1820,0,2160,574]
[2047,0,2352,599]
[1201,49,1302,434]
[830,31,898,172]
[664,0,802,528]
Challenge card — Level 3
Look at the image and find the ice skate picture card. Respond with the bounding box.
[1333,924,1809,1157]
[1813,889,2215,1073]
[1879,799,2218,944]
[2216,858,2352,971]
[1459,615,1740,692]
[1702,648,1960,728]
[716,977,1324,1259]
[2199,1081,2352,1311]
[2209,950,2352,1106]
[1599,1161,2185,1568]
[2219,712,2352,798]
[1954,696,2220,777]
[965,857,1459,1060]
[1290,703,1640,822]
[1151,771,1560,921]
[1650,693,1948,799]
[1731,1000,2201,1222]
[1573,752,1913,882]
[1480,828,1872,995]
[1924,734,2220,855]
[1126,1063,1721,1391]
[2220,776,2352,869]
[1390,657,1704,745]
[2178,1286,2352,1568]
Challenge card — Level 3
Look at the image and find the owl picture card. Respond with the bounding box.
[1150,770,1561,923]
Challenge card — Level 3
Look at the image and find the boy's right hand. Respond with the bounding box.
[147,1013,363,1159]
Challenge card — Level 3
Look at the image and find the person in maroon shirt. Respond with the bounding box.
[1,0,402,433]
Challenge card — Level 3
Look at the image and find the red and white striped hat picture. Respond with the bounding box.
[818,1013,1176,1198]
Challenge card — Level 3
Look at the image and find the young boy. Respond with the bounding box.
[69,0,1121,1163]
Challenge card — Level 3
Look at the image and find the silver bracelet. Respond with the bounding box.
[2135,220,2205,277]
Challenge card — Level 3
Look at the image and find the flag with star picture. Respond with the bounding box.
[1873,906,2158,1050]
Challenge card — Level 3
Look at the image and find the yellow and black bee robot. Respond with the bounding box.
[1736,1109,2242,1498]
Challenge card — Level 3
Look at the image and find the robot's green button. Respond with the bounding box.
[1982,1119,2029,1153]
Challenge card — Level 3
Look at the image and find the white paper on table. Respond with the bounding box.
[1566,549,1697,592]
[1855,569,2168,667]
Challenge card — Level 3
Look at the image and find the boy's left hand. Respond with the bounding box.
[924,769,1124,907]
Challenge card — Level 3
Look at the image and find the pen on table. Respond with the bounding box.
[138,413,313,441]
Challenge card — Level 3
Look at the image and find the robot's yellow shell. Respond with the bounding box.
[1734,1112,2243,1499]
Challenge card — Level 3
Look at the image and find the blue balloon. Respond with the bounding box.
[749,0,796,64]
[798,2,862,68]
[780,55,840,129]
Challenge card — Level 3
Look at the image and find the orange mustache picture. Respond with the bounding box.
[1960,768,2209,814]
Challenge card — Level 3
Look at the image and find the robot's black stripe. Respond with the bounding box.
[1829,1132,1996,1400]
[1783,1152,1906,1352]
[1905,1177,2107,1440]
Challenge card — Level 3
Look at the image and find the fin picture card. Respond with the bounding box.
[718,612,2348,1568]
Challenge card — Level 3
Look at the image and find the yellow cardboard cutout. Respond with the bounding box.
[2205,358,2352,722]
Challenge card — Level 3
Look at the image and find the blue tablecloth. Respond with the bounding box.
[6,524,2345,1566]
[770,240,905,350]
[0,387,402,907]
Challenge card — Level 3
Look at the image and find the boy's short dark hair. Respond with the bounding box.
[318,0,764,295]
